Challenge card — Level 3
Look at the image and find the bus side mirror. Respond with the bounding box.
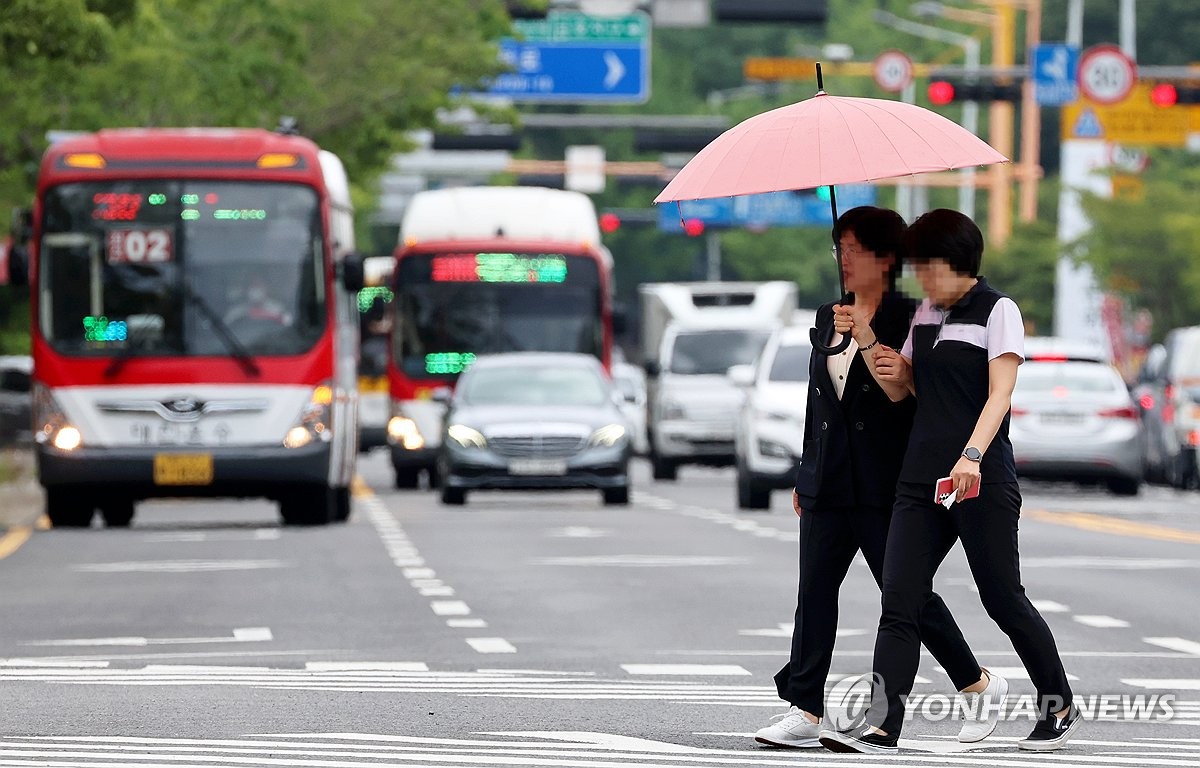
[612,303,628,336]
[644,360,660,377]
[340,253,364,293]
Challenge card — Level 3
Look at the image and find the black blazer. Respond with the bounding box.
[794,292,918,510]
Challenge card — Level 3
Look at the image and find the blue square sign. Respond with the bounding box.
[1032,43,1079,107]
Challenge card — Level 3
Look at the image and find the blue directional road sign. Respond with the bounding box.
[487,40,649,103]
[658,187,877,233]
[1032,43,1080,107]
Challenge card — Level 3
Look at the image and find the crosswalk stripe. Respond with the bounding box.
[0,732,1193,768]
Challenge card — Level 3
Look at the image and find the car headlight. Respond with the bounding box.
[33,384,82,452]
[757,438,792,459]
[447,424,487,449]
[661,399,686,420]
[589,423,627,447]
[387,416,425,450]
[284,382,334,449]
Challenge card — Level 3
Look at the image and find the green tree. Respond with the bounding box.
[1077,150,1200,341]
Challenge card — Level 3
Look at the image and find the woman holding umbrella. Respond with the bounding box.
[754,206,1001,750]
[820,209,1079,754]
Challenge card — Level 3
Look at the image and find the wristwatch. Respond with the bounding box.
[962,447,983,462]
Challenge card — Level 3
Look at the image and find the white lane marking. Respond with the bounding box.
[621,664,751,676]
[25,626,273,648]
[1074,615,1131,628]
[466,637,517,654]
[305,662,429,671]
[1031,599,1070,612]
[532,555,748,567]
[1,649,323,664]
[430,600,471,616]
[0,660,110,668]
[447,619,488,629]
[933,665,1079,682]
[1124,679,1200,690]
[1021,556,1200,569]
[72,559,288,573]
[666,647,1200,659]
[548,526,611,538]
[419,586,456,596]
[1145,637,1200,656]
[402,567,436,579]
[738,623,791,638]
[140,529,281,542]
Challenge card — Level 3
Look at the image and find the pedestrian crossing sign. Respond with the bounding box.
[1072,109,1104,139]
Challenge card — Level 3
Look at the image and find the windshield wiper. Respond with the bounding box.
[103,339,141,378]
[181,279,261,377]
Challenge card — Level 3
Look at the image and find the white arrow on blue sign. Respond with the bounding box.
[1032,43,1079,107]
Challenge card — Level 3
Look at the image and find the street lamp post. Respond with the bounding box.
[873,10,981,220]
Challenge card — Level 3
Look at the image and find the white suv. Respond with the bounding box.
[730,321,813,509]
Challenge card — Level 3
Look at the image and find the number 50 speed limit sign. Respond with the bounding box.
[1078,44,1135,105]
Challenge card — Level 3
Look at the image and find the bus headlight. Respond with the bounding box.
[284,382,334,449]
[33,384,82,452]
[589,424,627,447]
[447,424,486,449]
[387,416,425,450]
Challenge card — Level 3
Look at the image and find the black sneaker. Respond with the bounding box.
[819,725,899,754]
[1018,704,1081,752]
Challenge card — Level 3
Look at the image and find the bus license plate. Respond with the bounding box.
[154,453,214,485]
[508,459,568,476]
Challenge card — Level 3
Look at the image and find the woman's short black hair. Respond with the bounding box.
[833,205,907,288]
[903,208,984,277]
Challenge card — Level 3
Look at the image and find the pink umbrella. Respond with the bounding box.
[655,67,1008,353]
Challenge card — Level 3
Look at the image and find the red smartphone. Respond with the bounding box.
[935,476,980,505]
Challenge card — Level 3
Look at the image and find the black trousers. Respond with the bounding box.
[869,481,1073,735]
[773,502,981,717]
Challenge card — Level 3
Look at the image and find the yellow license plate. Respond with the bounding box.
[154,453,214,485]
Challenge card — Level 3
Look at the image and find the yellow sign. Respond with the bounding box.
[1061,82,1198,146]
[154,453,214,486]
[744,57,818,81]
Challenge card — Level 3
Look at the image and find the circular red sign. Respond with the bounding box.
[1078,44,1136,105]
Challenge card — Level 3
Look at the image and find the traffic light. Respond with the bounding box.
[431,132,522,151]
[714,0,827,23]
[633,130,722,153]
[1150,82,1200,107]
[505,0,548,19]
[926,78,1023,105]
[599,212,621,234]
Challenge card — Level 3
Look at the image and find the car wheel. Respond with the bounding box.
[279,484,335,525]
[1105,476,1140,496]
[651,453,677,481]
[602,485,630,506]
[737,467,771,510]
[46,489,95,528]
[393,466,421,489]
[100,497,135,527]
[441,486,466,505]
[332,486,352,522]
[425,464,441,489]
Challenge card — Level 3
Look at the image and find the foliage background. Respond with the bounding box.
[2,0,1198,354]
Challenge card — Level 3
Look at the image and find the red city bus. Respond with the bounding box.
[31,128,363,527]
[385,186,617,488]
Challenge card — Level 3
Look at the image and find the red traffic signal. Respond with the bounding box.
[1151,83,1178,107]
[683,218,706,237]
[928,80,956,106]
[599,212,621,234]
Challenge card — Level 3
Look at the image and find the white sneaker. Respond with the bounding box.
[754,706,823,748]
[957,669,1009,743]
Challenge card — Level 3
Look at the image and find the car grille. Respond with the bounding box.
[489,435,587,458]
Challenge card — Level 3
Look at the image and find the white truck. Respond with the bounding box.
[639,282,798,480]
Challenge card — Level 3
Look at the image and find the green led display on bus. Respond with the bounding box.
[431,253,567,283]
[425,352,476,375]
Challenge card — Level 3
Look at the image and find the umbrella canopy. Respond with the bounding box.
[655,91,1008,203]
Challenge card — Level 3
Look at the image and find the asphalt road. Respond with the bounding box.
[0,450,1197,768]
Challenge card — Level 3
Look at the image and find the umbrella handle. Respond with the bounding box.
[810,328,852,356]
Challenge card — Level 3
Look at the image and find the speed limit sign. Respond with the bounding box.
[1078,44,1136,105]
[873,50,914,94]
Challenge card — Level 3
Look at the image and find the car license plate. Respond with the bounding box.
[1041,412,1084,426]
[154,453,214,485]
[508,458,568,476]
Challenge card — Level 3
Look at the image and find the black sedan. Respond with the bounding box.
[0,355,32,445]
[438,353,631,506]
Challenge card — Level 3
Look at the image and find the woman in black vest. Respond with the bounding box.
[754,207,995,749]
[819,209,1078,754]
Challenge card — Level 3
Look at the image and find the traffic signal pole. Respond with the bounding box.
[987,2,1015,245]
[1018,0,1043,223]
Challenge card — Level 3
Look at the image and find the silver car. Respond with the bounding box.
[1010,350,1145,495]
[0,355,32,445]
[438,353,632,506]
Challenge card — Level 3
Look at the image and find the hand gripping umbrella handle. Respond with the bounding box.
[810,291,855,357]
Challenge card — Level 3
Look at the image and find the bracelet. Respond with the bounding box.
[860,338,879,352]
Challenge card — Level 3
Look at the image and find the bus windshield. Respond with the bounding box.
[38,181,325,358]
[392,252,602,380]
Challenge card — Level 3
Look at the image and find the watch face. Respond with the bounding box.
[964,447,982,461]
